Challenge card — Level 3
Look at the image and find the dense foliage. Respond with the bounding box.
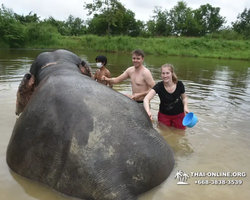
[0,0,249,48]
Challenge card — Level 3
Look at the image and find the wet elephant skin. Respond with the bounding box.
[6,50,175,200]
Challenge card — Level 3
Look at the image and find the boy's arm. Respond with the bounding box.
[106,70,113,88]
[93,70,99,81]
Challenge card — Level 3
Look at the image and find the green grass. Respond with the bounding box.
[22,35,250,60]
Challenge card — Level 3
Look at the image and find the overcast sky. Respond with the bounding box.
[1,0,249,26]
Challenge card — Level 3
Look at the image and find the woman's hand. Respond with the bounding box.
[184,106,189,115]
[147,111,153,122]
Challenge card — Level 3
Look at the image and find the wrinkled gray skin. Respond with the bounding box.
[6,49,175,200]
[15,49,92,116]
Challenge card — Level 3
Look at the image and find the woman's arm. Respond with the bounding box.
[181,93,189,114]
[143,89,156,119]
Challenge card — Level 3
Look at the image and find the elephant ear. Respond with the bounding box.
[79,60,93,78]
[15,73,35,116]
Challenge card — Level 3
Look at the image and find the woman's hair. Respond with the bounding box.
[161,63,178,84]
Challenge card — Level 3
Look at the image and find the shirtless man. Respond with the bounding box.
[94,55,113,88]
[102,49,155,103]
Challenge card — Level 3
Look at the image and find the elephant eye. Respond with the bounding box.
[25,73,31,80]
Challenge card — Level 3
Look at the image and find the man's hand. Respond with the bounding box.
[125,94,139,100]
[131,93,140,101]
[101,75,110,82]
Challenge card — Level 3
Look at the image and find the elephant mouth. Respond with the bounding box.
[41,62,57,69]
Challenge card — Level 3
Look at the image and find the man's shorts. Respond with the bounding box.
[158,111,186,129]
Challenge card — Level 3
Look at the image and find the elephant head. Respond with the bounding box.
[15,49,92,116]
[7,49,175,200]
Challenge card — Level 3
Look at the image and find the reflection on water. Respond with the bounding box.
[0,49,250,200]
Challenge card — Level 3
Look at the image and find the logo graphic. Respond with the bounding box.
[174,170,190,185]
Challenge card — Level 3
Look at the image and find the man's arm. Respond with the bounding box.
[132,89,151,100]
[102,68,130,84]
[144,68,155,88]
[132,69,155,100]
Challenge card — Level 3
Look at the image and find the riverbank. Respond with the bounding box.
[22,35,250,61]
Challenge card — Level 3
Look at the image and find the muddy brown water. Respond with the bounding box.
[0,49,250,200]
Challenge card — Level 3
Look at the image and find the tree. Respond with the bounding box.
[44,16,70,36]
[84,0,125,36]
[0,4,25,47]
[86,14,107,35]
[145,19,156,37]
[168,1,193,36]
[167,1,226,37]
[25,22,60,46]
[85,1,140,36]
[133,20,145,37]
[14,11,40,24]
[232,8,250,39]
[111,9,142,36]
[151,6,172,37]
[193,4,226,36]
[65,15,87,36]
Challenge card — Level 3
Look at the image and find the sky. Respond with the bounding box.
[1,0,250,26]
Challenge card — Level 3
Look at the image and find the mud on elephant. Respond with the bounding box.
[6,49,175,200]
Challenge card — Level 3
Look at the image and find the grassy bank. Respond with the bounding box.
[26,35,250,60]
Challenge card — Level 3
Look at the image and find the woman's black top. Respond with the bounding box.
[153,81,185,115]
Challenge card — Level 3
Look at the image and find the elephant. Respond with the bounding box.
[6,49,175,200]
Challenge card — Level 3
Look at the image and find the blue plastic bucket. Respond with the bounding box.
[182,112,198,128]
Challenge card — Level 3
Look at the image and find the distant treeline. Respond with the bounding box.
[0,0,250,48]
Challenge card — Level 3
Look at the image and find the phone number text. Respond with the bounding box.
[194,179,243,185]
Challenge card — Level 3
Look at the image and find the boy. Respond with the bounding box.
[94,55,113,88]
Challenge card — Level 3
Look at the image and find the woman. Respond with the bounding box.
[144,63,189,129]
